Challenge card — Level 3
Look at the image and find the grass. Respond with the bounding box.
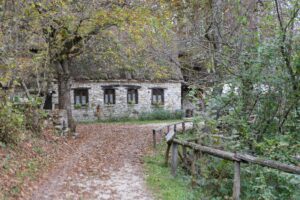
[80,119,183,125]
[143,144,202,200]
[80,109,184,125]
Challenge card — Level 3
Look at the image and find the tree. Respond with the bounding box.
[165,1,300,198]
[20,0,173,132]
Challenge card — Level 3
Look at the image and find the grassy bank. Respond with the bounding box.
[80,109,184,125]
[80,119,183,125]
[144,144,202,200]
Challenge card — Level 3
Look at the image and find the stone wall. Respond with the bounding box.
[50,109,69,136]
[52,81,182,122]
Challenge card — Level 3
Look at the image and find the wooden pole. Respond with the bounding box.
[174,139,300,175]
[171,142,178,176]
[233,161,241,200]
[236,154,300,175]
[191,149,197,187]
[182,122,185,132]
[173,139,240,161]
[165,142,171,166]
[174,124,177,133]
[152,129,156,149]
[182,146,187,168]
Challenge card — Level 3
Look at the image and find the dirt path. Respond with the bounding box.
[30,124,158,200]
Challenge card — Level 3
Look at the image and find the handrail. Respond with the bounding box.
[173,139,300,175]
[166,136,300,200]
[153,119,193,132]
[154,121,300,200]
[152,120,193,149]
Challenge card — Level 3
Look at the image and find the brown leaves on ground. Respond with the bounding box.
[1,123,160,200]
[0,127,81,199]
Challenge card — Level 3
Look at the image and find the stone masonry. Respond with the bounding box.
[52,80,182,122]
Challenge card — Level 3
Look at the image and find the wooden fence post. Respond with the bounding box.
[152,129,156,149]
[165,142,171,166]
[191,149,197,187]
[174,124,177,133]
[233,161,241,200]
[182,122,185,132]
[182,146,187,168]
[171,142,178,176]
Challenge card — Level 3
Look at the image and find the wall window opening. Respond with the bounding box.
[74,89,89,106]
[104,89,116,104]
[152,88,164,105]
[127,89,138,104]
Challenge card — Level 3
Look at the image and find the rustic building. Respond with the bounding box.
[49,80,182,121]
[44,54,186,121]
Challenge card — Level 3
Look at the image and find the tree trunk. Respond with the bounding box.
[57,60,76,134]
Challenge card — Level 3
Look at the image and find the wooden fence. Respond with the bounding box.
[152,120,193,149]
[152,121,300,200]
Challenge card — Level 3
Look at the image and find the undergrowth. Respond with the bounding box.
[144,144,202,200]
[145,128,300,200]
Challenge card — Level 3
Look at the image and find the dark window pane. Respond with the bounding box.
[104,89,115,104]
[152,89,164,105]
[127,89,138,104]
[74,89,89,106]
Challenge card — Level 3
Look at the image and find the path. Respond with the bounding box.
[30,124,158,200]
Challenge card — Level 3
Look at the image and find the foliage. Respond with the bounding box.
[193,157,300,199]
[139,109,183,121]
[170,129,300,200]
[165,0,300,199]
[0,69,46,143]
[0,100,24,144]
[91,119,182,125]
[0,97,47,144]
[144,144,202,200]
[18,97,47,135]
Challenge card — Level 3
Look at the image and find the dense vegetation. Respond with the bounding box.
[1,0,299,199]
[169,1,299,199]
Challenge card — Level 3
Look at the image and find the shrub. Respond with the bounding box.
[13,97,46,135]
[0,96,46,144]
[0,101,24,144]
[139,109,183,121]
[196,158,300,199]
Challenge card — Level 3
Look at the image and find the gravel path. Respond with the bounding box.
[30,124,157,200]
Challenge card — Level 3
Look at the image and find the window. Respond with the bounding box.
[104,89,115,104]
[152,88,164,105]
[127,89,138,104]
[74,89,89,106]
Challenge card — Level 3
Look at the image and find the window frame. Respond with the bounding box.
[104,88,116,105]
[127,88,138,104]
[151,88,164,105]
[74,88,89,107]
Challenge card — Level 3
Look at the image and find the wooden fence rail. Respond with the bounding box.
[156,121,300,200]
[152,120,192,149]
[172,139,300,175]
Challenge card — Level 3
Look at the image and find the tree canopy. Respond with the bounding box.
[0,0,299,199]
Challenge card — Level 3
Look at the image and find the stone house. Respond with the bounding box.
[49,80,183,122]
[41,40,188,121]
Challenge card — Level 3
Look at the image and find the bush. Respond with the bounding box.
[139,109,183,121]
[196,158,300,199]
[15,98,46,135]
[0,97,46,144]
[0,101,24,144]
